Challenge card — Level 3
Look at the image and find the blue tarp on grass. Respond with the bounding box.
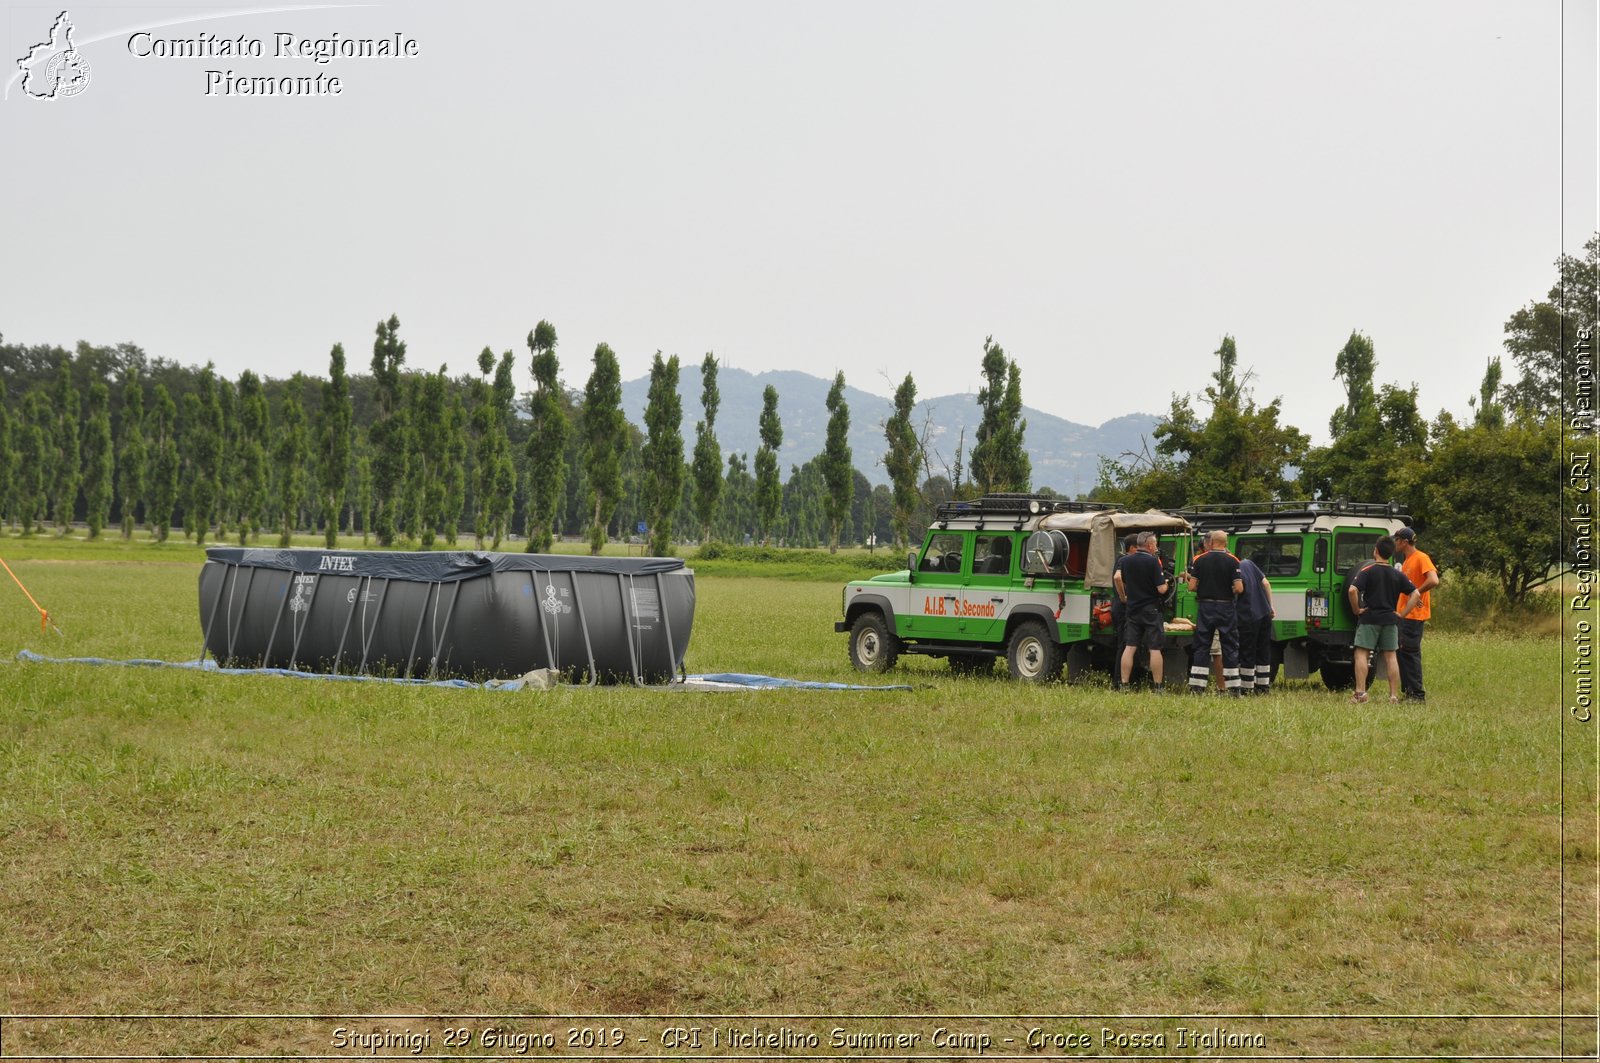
[15,650,912,692]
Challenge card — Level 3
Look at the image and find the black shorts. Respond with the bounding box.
[1122,604,1165,651]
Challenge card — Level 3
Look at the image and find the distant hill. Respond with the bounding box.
[620,367,1160,494]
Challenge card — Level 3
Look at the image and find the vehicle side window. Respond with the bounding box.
[973,534,1012,576]
[1238,535,1303,578]
[921,533,966,574]
[1334,532,1381,575]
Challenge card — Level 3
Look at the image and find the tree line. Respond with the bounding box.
[0,234,1590,601]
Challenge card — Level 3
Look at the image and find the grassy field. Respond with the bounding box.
[0,534,1591,1056]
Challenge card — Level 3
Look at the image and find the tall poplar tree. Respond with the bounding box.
[81,380,114,538]
[642,351,684,555]
[883,373,922,549]
[274,377,310,546]
[186,365,224,546]
[117,368,146,538]
[319,343,353,548]
[691,353,722,543]
[235,370,269,543]
[525,320,567,551]
[489,350,517,547]
[17,391,54,534]
[970,337,1029,494]
[52,359,81,534]
[413,366,448,548]
[146,384,180,542]
[369,314,408,547]
[441,385,468,547]
[400,374,426,543]
[215,376,238,540]
[0,379,12,526]
[754,385,783,546]
[582,342,626,555]
[821,371,853,553]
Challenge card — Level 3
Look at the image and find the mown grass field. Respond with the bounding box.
[0,533,1591,1057]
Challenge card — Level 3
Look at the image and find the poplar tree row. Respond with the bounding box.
[0,316,937,554]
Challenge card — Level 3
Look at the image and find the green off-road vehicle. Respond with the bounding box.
[837,494,1199,682]
[1176,501,1413,689]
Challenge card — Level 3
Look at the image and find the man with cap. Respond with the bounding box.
[1392,526,1439,701]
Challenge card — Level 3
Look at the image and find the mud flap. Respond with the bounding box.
[1283,641,1310,680]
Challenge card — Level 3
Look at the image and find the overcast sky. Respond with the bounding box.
[2,0,1594,442]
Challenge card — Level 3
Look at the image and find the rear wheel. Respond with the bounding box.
[1006,620,1061,682]
[848,612,900,673]
[948,652,993,677]
[1320,659,1354,690]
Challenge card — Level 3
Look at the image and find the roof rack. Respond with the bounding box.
[934,494,1112,528]
[1176,500,1411,530]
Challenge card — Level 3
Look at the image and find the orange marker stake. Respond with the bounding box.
[0,555,61,636]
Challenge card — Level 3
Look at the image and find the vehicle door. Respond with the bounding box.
[961,532,1014,642]
[1331,529,1384,630]
[902,531,970,641]
[1235,534,1308,637]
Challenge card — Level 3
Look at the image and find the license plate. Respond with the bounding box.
[1306,596,1329,618]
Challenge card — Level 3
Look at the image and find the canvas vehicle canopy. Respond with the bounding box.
[1036,510,1192,587]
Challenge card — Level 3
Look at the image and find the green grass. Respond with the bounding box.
[0,540,1589,1057]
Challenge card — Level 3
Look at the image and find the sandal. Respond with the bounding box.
[1388,695,1400,704]
[1350,691,1369,704]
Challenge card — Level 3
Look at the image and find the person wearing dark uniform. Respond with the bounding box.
[1186,529,1244,694]
[1115,531,1170,690]
[1109,533,1138,689]
[1235,554,1274,694]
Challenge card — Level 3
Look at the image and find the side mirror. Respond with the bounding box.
[907,548,919,583]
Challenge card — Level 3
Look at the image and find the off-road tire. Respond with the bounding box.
[1320,659,1354,690]
[1006,620,1061,682]
[848,612,900,673]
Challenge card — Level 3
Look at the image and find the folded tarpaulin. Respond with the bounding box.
[14,650,913,692]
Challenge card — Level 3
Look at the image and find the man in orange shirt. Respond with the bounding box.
[1393,526,1440,702]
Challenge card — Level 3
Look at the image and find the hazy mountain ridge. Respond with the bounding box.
[620,367,1160,493]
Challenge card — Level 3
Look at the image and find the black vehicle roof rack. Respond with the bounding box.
[1176,500,1411,530]
[934,494,1112,529]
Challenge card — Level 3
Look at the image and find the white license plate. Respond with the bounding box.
[1306,596,1329,618]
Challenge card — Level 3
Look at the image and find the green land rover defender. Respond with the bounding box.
[1175,501,1413,689]
[836,494,1200,682]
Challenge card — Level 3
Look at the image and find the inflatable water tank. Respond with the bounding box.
[199,548,696,684]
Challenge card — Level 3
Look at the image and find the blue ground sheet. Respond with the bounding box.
[15,650,912,692]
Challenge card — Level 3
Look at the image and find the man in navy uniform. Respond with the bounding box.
[1186,529,1244,695]
[1115,531,1170,690]
[1109,533,1139,689]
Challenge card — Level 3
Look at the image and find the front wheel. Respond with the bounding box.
[849,612,901,673]
[1006,620,1061,682]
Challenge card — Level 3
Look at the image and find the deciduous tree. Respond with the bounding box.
[369,314,408,547]
[146,384,180,542]
[525,320,566,552]
[319,344,352,548]
[821,371,853,552]
[582,343,626,555]
[116,369,146,539]
[642,351,684,555]
[81,380,114,538]
[274,376,310,546]
[883,373,922,549]
[754,385,783,545]
[691,353,722,543]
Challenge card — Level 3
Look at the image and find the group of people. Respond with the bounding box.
[1349,527,1439,704]
[1109,526,1438,701]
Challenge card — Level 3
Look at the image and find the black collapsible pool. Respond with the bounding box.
[198,548,696,684]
